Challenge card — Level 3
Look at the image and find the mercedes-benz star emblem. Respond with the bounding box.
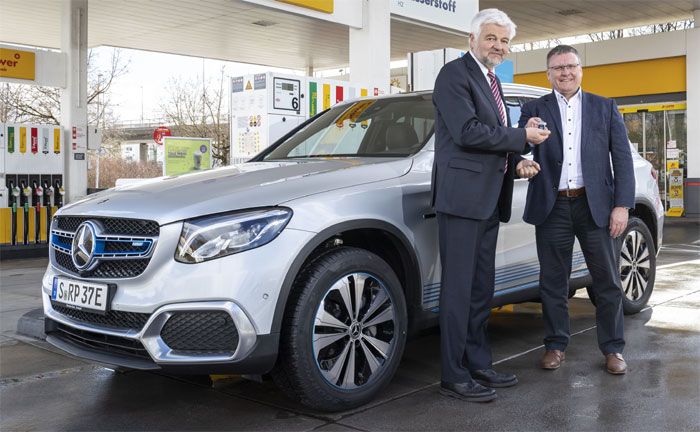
[71,222,97,271]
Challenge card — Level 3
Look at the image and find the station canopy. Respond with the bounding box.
[0,0,698,71]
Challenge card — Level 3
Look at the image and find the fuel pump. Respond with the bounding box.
[0,123,64,248]
[19,180,31,244]
[43,179,54,231]
[32,180,43,243]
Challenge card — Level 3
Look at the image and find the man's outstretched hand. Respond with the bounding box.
[525,127,550,145]
[516,159,541,179]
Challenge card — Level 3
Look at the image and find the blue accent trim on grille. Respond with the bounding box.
[50,232,154,258]
[94,238,154,257]
[51,234,72,252]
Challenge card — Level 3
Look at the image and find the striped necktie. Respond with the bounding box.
[487,71,507,126]
[488,70,509,174]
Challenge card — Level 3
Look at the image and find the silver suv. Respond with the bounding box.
[43,84,663,411]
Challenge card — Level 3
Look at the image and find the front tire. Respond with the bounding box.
[586,216,656,315]
[272,247,407,411]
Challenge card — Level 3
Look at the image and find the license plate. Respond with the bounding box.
[51,276,109,314]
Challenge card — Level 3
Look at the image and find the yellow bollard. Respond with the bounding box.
[0,208,12,244]
[15,210,25,244]
[27,207,36,244]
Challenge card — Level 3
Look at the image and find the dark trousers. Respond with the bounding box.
[437,209,499,383]
[536,195,625,354]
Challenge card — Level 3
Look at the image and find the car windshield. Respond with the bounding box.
[263,94,435,160]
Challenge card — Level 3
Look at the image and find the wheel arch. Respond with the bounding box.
[270,220,422,337]
[630,199,659,252]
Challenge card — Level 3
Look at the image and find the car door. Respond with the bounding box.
[494,96,540,292]
[497,95,588,293]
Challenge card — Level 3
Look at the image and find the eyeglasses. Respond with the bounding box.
[548,64,580,72]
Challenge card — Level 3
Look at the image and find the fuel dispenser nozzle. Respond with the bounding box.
[43,181,54,207]
[19,181,30,244]
[32,181,43,207]
[11,184,20,203]
[54,180,65,208]
[9,182,20,245]
[43,181,55,241]
[32,182,43,243]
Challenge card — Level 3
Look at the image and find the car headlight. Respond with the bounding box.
[175,208,292,263]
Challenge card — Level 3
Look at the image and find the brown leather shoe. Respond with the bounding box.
[605,353,627,374]
[541,350,565,370]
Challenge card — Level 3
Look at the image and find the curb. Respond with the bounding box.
[17,308,46,340]
[0,244,49,260]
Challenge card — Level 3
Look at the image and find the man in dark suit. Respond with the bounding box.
[516,45,635,375]
[432,8,550,403]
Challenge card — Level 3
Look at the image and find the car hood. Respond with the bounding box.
[59,158,413,225]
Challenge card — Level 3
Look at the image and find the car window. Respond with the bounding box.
[519,97,538,105]
[287,118,372,157]
[264,95,435,160]
[506,97,521,127]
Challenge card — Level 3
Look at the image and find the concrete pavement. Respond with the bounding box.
[1,219,698,431]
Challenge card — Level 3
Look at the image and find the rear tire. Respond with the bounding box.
[586,217,656,315]
[272,247,407,412]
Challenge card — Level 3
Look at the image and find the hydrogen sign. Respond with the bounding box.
[390,0,477,34]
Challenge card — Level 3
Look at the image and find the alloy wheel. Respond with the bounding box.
[619,229,652,302]
[312,272,396,389]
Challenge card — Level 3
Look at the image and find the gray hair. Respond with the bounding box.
[470,8,517,40]
[546,45,581,67]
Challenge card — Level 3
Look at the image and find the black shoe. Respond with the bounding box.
[470,369,518,388]
[439,380,497,402]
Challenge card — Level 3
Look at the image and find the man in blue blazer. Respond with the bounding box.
[516,45,635,375]
[432,8,550,403]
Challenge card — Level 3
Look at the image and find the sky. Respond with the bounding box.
[92,47,413,124]
[92,46,302,123]
[90,19,679,124]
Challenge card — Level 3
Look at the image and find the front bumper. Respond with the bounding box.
[43,297,279,374]
[42,225,316,373]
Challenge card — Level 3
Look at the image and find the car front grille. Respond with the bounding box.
[51,301,151,331]
[50,216,158,279]
[54,323,151,360]
[54,249,150,278]
[54,216,159,236]
[161,311,239,354]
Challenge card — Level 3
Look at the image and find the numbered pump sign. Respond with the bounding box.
[162,137,212,176]
[229,72,371,164]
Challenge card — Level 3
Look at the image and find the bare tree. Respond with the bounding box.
[588,19,694,41]
[1,48,130,166]
[511,38,562,52]
[159,66,230,166]
[588,29,623,42]
[0,48,129,127]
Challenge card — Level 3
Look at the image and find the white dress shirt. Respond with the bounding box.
[469,51,491,82]
[556,88,583,190]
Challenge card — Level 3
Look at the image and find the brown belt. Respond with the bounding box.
[557,187,586,198]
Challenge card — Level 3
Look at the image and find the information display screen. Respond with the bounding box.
[273,78,301,112]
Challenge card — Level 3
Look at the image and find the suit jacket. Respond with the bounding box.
[516,91,635,228]
[431,53,527,222]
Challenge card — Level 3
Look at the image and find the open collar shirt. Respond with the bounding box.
[555,87,584,190]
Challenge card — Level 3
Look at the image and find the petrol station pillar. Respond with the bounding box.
[349,0,390,94]
[60,0,89,204]
[684,7,700,216]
